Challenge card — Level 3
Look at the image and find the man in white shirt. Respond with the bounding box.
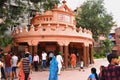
[33,53,39,71]
[12,53,18,79]
[56,52,63,75]
[42,51,47,69]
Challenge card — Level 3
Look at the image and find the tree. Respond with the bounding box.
[30,0,60,11]
[0,0,28,47]
[0,0,7,7]
[100,39,113,54]
[76,0,114,41]
[43,0,60,11]
[0,35,13,47]
[0,0,60,48]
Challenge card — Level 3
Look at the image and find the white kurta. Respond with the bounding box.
[56,55,63,67]
[56,55,63,74]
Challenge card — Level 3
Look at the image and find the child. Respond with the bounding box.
[88,67,99,80]
[79,59,84,71]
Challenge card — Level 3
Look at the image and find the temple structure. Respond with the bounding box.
[12,0,94,67]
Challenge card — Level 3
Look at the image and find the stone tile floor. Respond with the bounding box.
[30,58,108,80]
[2,58,108,80]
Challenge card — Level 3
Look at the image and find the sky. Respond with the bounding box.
[61,0,120,27]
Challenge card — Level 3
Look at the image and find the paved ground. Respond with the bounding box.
[29,58,108,80]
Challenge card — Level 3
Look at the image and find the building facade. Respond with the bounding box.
[12,1,94,67]
[113,27,120,54]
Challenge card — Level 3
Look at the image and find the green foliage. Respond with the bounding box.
[30,0,60,11]
[93,50,106,58]
[0,0,7,7]
[93,39,113,58]
[100,39,113,53]
[76,0,114,41]
[0,35,13,47]
[0,0,60,48]
[0,0,27,34]
[0,0,28,48]
[43,0,60,10]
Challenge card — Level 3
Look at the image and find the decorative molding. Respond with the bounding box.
[57,42,64,46]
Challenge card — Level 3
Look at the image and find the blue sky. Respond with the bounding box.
[61,0,120,27]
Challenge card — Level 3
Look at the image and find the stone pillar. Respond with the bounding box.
[86,47,89,66]
[83,45,87,67]
[58,41,69,68]
[63,41,69,68]
[13,46,18,55]
[29,46,33,55]
[13,43,19,55]
[58,42,64,54]
[83,43,90,67]
[25,47,28,52]
[64,46,69,68]
[28,40,38,56]
[89,45,94,64]
[59,46,63,54]
[34,46,38,54]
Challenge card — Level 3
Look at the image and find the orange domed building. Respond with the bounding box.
[12,0,94,67]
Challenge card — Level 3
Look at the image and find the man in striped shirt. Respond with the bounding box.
[22,53,31,80]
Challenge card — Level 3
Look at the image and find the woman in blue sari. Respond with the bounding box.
[49,56,58,80]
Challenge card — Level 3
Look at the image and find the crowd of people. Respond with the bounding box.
[0,51,19,80]
[0,49,85,79]
[1,48,120,80]
[0,49,84,80]
[0,50,64,80]
[0,50,33,80]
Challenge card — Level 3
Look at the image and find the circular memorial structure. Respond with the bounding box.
[12,1,94,67]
